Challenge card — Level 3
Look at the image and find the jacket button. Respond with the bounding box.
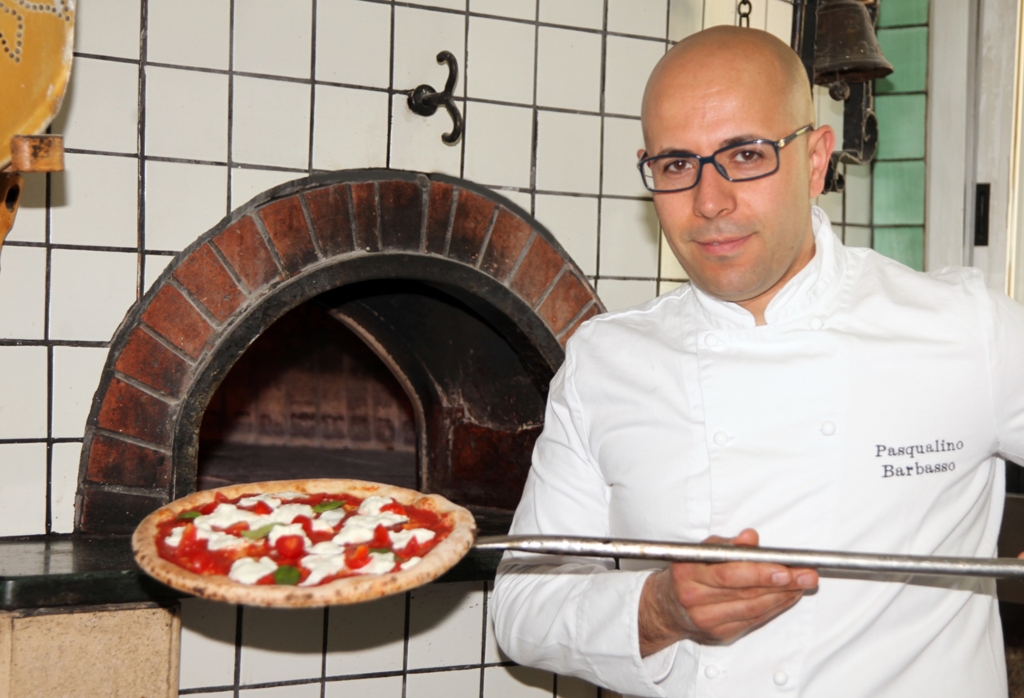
[704,333,720,347]
[773,670,789,686]
[809,316,824,330]
[704,665,720,679]
[714,431,729,446]
[821,421,836,436]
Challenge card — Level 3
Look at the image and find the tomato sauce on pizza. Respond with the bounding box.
[156,490,453,587]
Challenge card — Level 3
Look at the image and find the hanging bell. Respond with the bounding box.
[813,0,894,89]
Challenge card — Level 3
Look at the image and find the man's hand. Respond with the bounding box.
[638,529,818,657]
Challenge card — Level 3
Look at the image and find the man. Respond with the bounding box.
[491,26,1024,698]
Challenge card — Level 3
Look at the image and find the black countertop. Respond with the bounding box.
[0,535,502,610]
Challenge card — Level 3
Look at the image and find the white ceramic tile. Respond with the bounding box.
[52,346,108,438]
[232,76,312,169]
[312,86,390,171]
[602,117,647,197]
[464,103,533,189]
[608,0,667,38]
[814,85,844,141]
[74,0,141,59]
[659,279,686,295]
[325,676,404,698]
[50,152,138,247]
[240,685,322,698]
[52,57,139,154]
[407,582,484,670]
[316,0,392,88]
[240,607,324,684]
[599,198,663,278]
[660,233,687,279]
[393,7,466,96]
[765,0,794,41]
[0,444,47,537]
[144,255,174,291]
[557,675,599,698]
[744,0,769,31]
[596,278,658,311]
[0,245,46,340]
[471,0,536,20]
[49,442,81,534]
[535,111,601,194]
[844,164,871,226]
[0,346,47,439]
[539,0,603,30]
[668,0,703,41]
[484,665,553,698]
[844,225,872,248]
[467,17,535,104]
[146,161,229,252]
[389,95,463,178]
[409,0,466,9]
[702,0,736,28]
[815,190,843,225]
[231,168,303,211]
[179,598,238,689]
[186,693,233,698]
[234,0,313,79]
[145,66,229,162]
[6,172,46,244]
[49,249,138,342]
[325,594,405,676]
[605,36,665,117]
[405,668,480,698]
[534,194,598,275]
[483,585,510,664]
[147,0,231,70]
[495,189,533,212]
[536,27,602,111]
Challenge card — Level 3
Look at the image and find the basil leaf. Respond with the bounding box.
[177,511,201,520]
[312,500,343,513]
[369,547,392,555]
[274,565,301,585]
[242,523,280,540]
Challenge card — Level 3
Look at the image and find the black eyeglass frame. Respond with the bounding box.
[637,124,816,193]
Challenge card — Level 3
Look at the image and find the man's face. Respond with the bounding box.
[642,63,832,308]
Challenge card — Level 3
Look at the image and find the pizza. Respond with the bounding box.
[132,479,477,607]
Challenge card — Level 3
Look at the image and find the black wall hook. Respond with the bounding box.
[407,51,464,145]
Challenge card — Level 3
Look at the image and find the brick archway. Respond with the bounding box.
[75,170,602,534]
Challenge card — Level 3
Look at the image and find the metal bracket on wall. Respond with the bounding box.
[407,51,464,145]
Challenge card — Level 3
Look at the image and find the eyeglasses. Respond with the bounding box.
[637,124,815,193]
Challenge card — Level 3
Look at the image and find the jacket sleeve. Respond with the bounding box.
[988,289,1024,463]
[490,343,679,698]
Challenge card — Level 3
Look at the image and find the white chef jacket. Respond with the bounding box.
[490,208,1024,697]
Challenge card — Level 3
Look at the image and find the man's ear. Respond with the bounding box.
[807,126,836,199]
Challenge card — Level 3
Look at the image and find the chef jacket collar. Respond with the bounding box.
[690,206,844,330]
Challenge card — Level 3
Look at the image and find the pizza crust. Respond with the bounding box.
[132,479,477,607]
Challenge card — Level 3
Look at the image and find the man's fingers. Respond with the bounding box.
[678,560,818,592]
[696,593,804,642]
[686,590,804,639]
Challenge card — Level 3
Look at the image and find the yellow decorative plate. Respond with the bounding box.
[0,0,74,169]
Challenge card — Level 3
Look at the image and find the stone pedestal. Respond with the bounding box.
[0,601,179,697]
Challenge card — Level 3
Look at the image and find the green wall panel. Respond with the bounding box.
[873,161,925,225]
[876,27,929,94]
[878,0,929,27]
[875,94,927,160]
[874,227,924,271]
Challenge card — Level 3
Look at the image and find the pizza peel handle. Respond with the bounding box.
[474,535,1024,580]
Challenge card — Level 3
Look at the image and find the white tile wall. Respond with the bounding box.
[0,2,843,694]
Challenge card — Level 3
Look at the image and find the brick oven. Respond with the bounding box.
[73,169,603,537]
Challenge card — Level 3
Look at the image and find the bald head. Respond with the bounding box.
[642,27,814,143]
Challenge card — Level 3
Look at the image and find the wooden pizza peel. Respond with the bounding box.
[0,1,73,258]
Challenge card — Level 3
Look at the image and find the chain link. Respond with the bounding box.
[737,0,752,27]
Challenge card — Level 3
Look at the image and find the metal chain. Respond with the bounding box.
[737,0,752,27]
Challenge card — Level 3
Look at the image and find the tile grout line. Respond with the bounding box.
[401,591,411,698]
[233,605,244,697]
[308,0,319,176]
[43,122,53,535]
[386,0,396,169]
[320,606,330,698]
[460,1,469,179]
[136,0,150,299]
[479,579,488,698]
[529,0,540,218]
[226,0,236,214]
[594,0,610,292]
